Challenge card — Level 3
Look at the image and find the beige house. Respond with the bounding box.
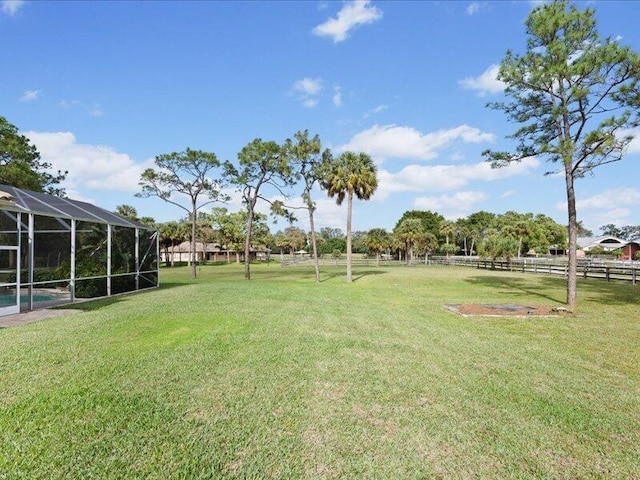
[161,241,266,264]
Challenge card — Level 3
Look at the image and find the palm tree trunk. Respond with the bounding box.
[518,236,523,259]
[346,190,353,283]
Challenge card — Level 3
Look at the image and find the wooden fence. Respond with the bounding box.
[429,256,639,285]
[280,255,639,285]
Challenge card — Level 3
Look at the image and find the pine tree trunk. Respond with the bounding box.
[190,202,197,279]
[244,202,254,280]
[308,208,320,283]
[565,166,578,307]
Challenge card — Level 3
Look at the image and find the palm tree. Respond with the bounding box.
[320,151,378,283]
[394,218,424,266]
[115,204,138,220]
[416,232,438,263]
[158,221,188,266]
[438,220,457,258]
[364,228,391,266]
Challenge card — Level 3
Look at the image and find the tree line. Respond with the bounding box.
[136,131,378,283]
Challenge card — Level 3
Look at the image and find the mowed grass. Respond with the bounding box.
[1,263,639,478]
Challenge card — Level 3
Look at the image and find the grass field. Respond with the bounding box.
[1,263,639,478]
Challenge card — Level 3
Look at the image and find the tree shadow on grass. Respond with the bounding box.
[53,282,188,313]
[464,275,566,304]
[352,270,387,282]
[465,272,640,307]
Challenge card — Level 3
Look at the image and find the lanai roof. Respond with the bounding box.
[0,184,151,229]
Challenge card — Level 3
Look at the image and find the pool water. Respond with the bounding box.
[0,292,66,306]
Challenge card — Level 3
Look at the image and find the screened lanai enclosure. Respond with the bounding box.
[0,185,159,316]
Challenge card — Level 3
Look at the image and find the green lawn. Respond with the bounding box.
[1,264,639,478]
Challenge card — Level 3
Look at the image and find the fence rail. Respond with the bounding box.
[280,255,639,285]
[429,256,639,285]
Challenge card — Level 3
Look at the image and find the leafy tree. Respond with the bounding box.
[493,211,535,258]
[286,130,329,282]
[225,138,295,279]
[0,116,67,195]
[320,151,378,282]
[622,226,640,241]
[211,207,248,263]
[465,211,496,256]
[320,227,345,240]
[320,237,346,255]
[284,225,307,254]
[600,224,640,241]
[478,231,518,268]
[363,228,391,266]
[394,210,444,238]
[528,214,567,254]
[351,230,368,254]
[484,0,640,307]
[137,149,228,279]
[599,223,624,238]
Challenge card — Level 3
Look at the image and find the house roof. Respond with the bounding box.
[578,235,631,250]
[0,184,153,230]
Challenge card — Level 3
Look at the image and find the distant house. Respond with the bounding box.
[577,236,640,260]
[160,241,267,263]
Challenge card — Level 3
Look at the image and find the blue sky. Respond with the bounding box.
[2,0,639,235]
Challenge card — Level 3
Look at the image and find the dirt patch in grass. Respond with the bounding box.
[445,303,572,317]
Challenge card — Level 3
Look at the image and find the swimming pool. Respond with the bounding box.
[0,292,68,306]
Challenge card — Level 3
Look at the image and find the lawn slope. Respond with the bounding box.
[1,264,639,478]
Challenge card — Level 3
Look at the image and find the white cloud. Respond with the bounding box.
[339,124,495,163]
[414,191,488,212]
[501,190,516,198]
[293,77,323,95]
[292,77,323,108]
[621,127,640,153]
[555,187,640,230]
[449,151,465,161]
[574,188,640,210]
[375,157,540,200]
[363,104,387,119]
[459,64,505,97]
[19,90,41,102]
[586,209,631,232]
[466,3,480,15]
[1,0,24,16]
[24,131,152,193]
[303,98,319,108]
[332,86,343,107]
[313,0,383,43]
[58,99,103,116]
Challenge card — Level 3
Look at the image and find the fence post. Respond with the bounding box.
[606,267,610,281]
[633,268,637,285]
